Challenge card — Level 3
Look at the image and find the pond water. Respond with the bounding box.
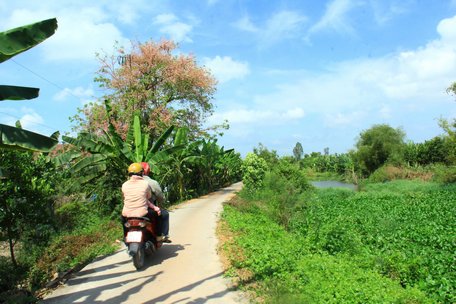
[310,180,357,190]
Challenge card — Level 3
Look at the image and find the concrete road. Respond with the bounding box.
[42,182,246,304]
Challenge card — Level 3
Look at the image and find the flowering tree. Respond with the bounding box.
[73,39,217,139]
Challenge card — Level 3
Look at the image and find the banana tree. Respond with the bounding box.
[53,100,183,201]
[193,139,234,191]
[159,128,203,201]
[0,18,59,152]
[0,19,58,264]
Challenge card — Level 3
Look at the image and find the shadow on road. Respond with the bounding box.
[41,271,163,303]
[143,272,236,304]
[138,243,185,271]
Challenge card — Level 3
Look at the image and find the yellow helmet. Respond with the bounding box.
[128,163,143,175]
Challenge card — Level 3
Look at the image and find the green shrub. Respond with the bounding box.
[0,257,25,293]
[242,153,268,192]
[432,165,456,183]
[54,201,99,231]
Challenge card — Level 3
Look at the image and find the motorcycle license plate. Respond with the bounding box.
[126,231,142,243]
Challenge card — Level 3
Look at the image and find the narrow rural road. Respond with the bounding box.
[42,182,246,304]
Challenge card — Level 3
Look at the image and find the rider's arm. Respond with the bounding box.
[146,188,161,215]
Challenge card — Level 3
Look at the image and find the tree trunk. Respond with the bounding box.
[0,197,17,267]
[7,222,17,267]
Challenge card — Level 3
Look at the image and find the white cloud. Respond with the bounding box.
[235,10,307,46]
[53,86,95,105]
[0,107,41,125]
[369,0,411,25]
[308,0,361,37]
[208,107,305,126]
[324,111,367,126]
[3,6,128,62]
[238,14,456,131]
[284,108,306,119]
[107,1,146,25]
[203,56,250,83]
[20,112,44,131]
[0,106,52,135]
[437,14,456,43]
[154,13,193,43]
[262,11,308,44]
[233,16,258,33]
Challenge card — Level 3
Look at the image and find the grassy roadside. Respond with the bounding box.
[218,180,455,303]
[0,212,123,303]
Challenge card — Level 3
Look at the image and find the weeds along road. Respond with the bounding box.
[42,182,246,304]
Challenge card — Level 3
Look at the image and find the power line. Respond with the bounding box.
[0,111,60,133]
[11,58,67,92]
[10,58,91,102]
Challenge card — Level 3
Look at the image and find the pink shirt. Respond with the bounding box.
[121,175,152,217]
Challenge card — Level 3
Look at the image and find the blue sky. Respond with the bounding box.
[1,0,456,157]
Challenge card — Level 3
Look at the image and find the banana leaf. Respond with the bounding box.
[0,18,58,63]
[133,115,142,162]
[72,154,108,172]
[0,85,39,101]
[150,125,174,153]
[0,123,58,152]
[174,127,189,146]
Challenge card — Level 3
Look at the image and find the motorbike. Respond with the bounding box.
[124,215,162,270]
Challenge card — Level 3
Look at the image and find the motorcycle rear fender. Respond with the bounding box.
[128,242,141,256]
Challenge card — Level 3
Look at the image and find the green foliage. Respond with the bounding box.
[253,143,279,169]
[300,152,354,178]
[0,150,57,266]
[292,142,303,161]
[0,257,26,294]
[367,165,434,183]
[223,163,454,303]
[438,118,456,164]
[0,18,57,64]
[222,202,430,303]
[354,124,406,175]
[294,181,455,303]
[431,164,456,183]
[242,153,268,192]
[52,105,179,212]
[159,135,242,203]
[25,217,120,290]
[404,137,452,166]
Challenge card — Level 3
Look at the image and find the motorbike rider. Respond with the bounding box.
[122,163,171,243]
[140,162,171,243]
[121,163,171,242]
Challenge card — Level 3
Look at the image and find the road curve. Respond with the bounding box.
[42,182,246,304]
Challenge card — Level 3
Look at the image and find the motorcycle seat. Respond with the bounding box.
[126,216,151,222]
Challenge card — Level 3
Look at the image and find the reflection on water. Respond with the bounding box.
[311,180,357,190]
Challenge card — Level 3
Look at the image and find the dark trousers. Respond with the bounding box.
[152,209,169,237]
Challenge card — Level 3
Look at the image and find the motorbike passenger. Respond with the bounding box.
[140,162,171,243]
[121,162,171,243]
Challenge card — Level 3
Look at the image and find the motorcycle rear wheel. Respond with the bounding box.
[133,245,145,270]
